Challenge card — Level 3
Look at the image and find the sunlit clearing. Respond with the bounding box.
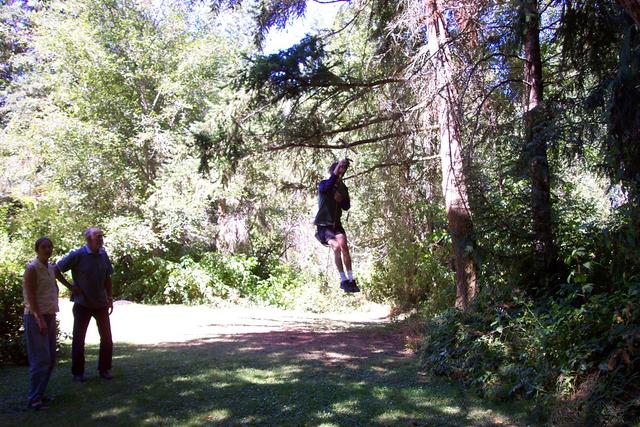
[330,399,362,415]
[234,367,301,385]
[372,385,390,400]
[375,409,418,423]
[91,407,129,419]
[441,405,461,415]
[200,409,231,423]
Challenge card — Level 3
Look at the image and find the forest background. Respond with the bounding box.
[1,0,639,424]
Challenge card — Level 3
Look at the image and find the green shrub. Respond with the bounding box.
[112,250,305,308]
[369,231,454,310]
[0,243,71,367]
[250,263,303,309]
[0,264,26,366]
[0,204,28,365]
[164,256,235,304]
[113,255,230,305]
[420,277,640,422]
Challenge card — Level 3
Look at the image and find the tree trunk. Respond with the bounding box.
[523,0,555,278]
[617,0,640,27]
[426,0,477,311]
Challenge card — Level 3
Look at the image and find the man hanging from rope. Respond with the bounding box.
[314,159,360,293]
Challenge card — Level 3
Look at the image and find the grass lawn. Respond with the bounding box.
[0,304,537,426]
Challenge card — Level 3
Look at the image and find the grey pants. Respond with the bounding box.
[24,313,57,403]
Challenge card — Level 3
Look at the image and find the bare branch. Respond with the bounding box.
[344,156,440,180]
[316,113,404,137]
[266,130,414,151]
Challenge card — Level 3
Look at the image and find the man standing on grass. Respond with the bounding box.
[55,227,114,382]
[314,159,360,293]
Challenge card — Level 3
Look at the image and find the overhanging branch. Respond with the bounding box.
[344,156,440,180]
[266,130,414,151]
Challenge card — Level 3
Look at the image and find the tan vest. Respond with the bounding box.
[23,258,59,315]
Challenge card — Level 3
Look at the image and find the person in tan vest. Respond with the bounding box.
[23,237,78,410]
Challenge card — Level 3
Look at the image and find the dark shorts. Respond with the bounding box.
[315,224,346,246]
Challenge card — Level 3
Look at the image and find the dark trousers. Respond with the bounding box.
[71,304,112,375]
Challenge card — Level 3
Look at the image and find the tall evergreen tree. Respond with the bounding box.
[522,0,556,283]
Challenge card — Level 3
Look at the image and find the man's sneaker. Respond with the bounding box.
[340,279,360,293]
[99,370,113,380]
[72,374,86,382]
[27,400,48,411]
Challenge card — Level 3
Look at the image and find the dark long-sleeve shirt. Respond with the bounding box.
[314,173,350,226]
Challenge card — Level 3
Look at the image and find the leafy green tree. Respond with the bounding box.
[2,0,252,242]
[0,0,30,125]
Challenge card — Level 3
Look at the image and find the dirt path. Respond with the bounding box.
[2,301,529,426]
[57,299,410,362]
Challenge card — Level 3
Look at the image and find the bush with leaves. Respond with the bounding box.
[0,261,25,366]
[370,229,454,311]
[0,199,72,365]
[420,224,640,423]
[112,249,304,308]
[0,201,27,365]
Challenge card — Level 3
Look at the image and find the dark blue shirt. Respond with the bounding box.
[314,173,350,226]
[57,245,114,309]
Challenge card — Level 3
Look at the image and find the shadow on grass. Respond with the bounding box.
[0,325,531,426]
